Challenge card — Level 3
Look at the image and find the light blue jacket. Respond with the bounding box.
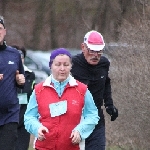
[24,75,99,140]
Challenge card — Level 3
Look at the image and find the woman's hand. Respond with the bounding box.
[38,126,49,141]
[70,130,81,145]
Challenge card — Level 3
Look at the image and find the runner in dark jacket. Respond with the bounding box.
[0,16,25,150]
[71,30,118,150]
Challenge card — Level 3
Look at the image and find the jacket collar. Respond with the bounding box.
[43,74,78,87]
[24,65,32,72]
[0,41,7,51]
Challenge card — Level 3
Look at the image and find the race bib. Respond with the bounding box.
[49,100,67,117]
[18,93,28,104]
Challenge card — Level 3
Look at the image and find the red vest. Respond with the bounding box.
[34,81,87,150]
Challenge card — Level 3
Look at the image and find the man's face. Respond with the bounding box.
[0,24,6,45]
[81,43,103,65]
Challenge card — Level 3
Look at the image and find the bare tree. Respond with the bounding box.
[0,0,7,15]
[49,0,57,49]
[30,1,47,50]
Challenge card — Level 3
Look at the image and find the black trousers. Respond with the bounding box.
[0,122,18,150]
[85,110,106,150]
[15,125,30,150]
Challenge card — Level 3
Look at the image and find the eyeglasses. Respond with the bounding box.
[88,49,103,55]
[85,45,103,55]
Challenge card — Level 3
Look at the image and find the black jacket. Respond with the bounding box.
[17,66,35,128]
[71,53,113,111]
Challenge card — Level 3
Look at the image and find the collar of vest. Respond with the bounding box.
[43,74,78,87]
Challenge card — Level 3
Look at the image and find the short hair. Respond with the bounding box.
[11,45,26,58]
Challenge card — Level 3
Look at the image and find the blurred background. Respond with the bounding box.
[0,0,150,150]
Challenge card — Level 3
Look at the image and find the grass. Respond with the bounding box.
[28,147,34,150]
[28,145,140,150]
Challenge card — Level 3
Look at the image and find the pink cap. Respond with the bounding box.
[84,30,105,51]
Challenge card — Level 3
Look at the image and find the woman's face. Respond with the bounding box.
[51,54,72,82]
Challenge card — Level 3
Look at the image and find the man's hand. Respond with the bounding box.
[70,130,81,145]
[106,105,118,121]
[0,74,3,80]
[16,70,25,85]
[38,126,49,141]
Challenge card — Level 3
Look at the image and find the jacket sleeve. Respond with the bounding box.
[24,90,43,137]
[103,61,114,107]
[73,89,99,140]
[16,55,25,88]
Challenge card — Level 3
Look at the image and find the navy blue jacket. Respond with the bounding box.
[0,43,24,125]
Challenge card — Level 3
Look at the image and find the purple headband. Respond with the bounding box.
[49,48,72,67]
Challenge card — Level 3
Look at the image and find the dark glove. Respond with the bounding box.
[106,105,118,121]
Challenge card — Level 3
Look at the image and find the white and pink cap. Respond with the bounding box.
[84,30,105,51]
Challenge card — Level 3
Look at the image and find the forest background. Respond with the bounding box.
[0,0,150,150]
